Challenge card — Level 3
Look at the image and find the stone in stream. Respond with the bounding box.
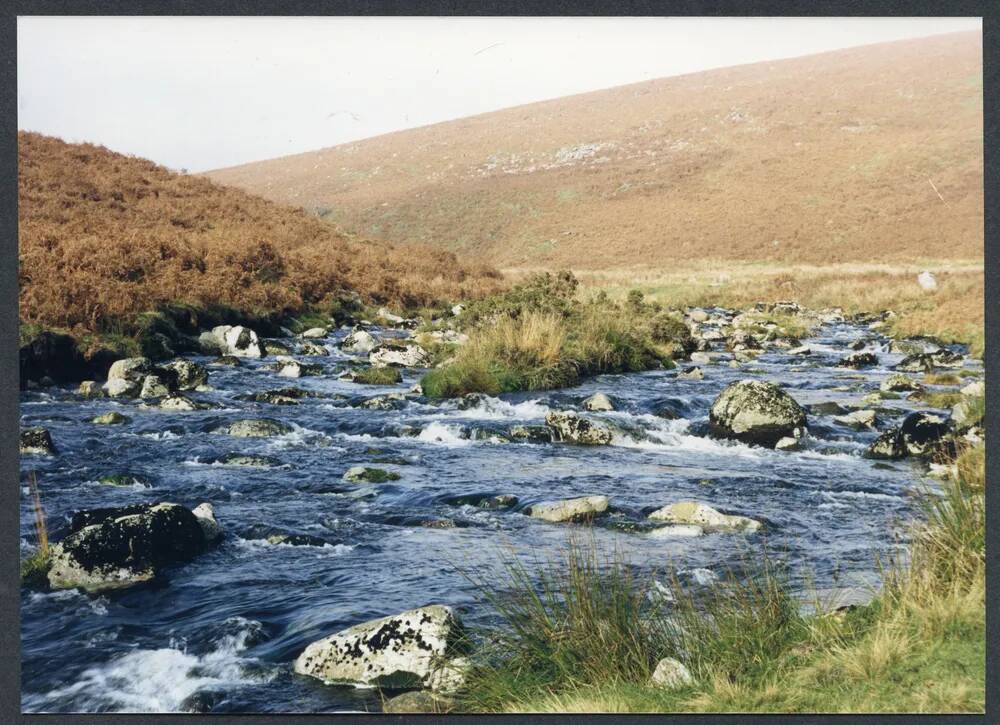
[359,393,408,411]
[272,356,323,378]
[509,425,552,443]
[899,412,951,457]
[97,474,149,487]
[647,524,704,538]
[889,337,942,356]
[545,411,614,445]
[20,427,56,455]
[162,360,209,390]
[210,355,242,367]
[370,342,430,368]
[239,387,310,405]
[341,329,380,354]
[293,604,467,690]
[527,495,609,523]
[774,436,800,452]
[219,418,293,438]
[895,350,965,373]
[808,401,851,416]
[833,409,877,430]
[266,533,329,547]
[158,394,206,411]
[650,657,695,689]
[689,352,713,364]
[443,493,518,510]
[582,392,615,411]
[837,351,878,369]
[300,327,328,339]
[47,502,221,593]
[77,380,103,398]
[709,380,807,448]
[264,340,293,356]
[727,330,761,352]
[299,342,328,356]
[788,346,811,356]
[867,429,907,460]
[209,325,266,358]
[677,366,704,381]
[880,374,922,393]
[213,453,282,467]
[647,501,761,533]
[139,374,173,399]
[91,411,129,425]
[344,466,401,483]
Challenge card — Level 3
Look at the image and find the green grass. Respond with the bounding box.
[19,549,51,588]
[457,443,985,713]
[350,366,403,385]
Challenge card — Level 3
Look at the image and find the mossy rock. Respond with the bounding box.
[343,466,401,483]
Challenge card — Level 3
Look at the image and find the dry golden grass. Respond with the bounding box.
[209,32,982,271]
[18,132,503,335]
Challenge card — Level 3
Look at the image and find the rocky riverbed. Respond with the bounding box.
[19,305,982,712]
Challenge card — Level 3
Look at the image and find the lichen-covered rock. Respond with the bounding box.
[210,355,242,367]
[545,411,614,445]
[211,325,266,358]
[238,387,310,405]
[192,502,223,544]
[20,427,56,456]
[709,380,806,447]
[837,351,878,369]
[880,374,921,393]
[647,501,760,532]
[895,350,963,373]
[509,425,552,443]
[443,493,518,510]
[359,393,408,411]
[158,394,204,411]
[293,605,467,690]
[899,411,951,457]
[650,657,694,689]
[833,409,877,429]
[92,411,129,425]
[527,495,609,522]
[677,366,704,381]
[266,533,329,547]
[139,374,173,399]
[77,380,103,398]
[162,359,209,390]
[47,502,219,592]
[300,327,328,339]
[370,342,430,368]
[299,342,329,356]
[107,357,156,383]
[648,524,704,538]
[889,337,941,355]
[343,466,401,483]
[867,428,906,460]
[213,452,282,467]
[272,356,323,378]
[727,330,761,352]
[341,329,380,354]
[219,418,293,438]
[582,393,614,412]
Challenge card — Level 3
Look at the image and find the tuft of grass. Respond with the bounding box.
[923,372,961,385]
[350,366,402,385]
[913,390,963,409]
[21,472,51,588]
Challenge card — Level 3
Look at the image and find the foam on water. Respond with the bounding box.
[416,421,475,447]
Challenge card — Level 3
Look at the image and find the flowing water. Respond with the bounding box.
[19,317,976,713]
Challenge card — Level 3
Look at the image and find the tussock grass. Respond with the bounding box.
[349,366,402,385]
[20,472,51,588]
[462,442,985,713]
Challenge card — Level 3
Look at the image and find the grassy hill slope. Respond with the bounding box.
[206,31,983,270]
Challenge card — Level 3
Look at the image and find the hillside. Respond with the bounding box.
[18,132,501,334]
[207,31,984,269]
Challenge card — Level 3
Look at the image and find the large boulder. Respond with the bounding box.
[162,360,209,390]
[647,501,760,532]
[545,411,614,445]
[47,502,220,592]
[210,325,265,358]
[293,605,467,690]
[527,495,609,523]
[709,380,806,447]
[582,392,615,412]
[900,412,951,457]
[218,418,293,438]
[20,427,56,456]
[370,342,430,368]
[341,329,380,355]
[880,374,921,393]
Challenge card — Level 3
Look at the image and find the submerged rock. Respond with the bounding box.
[47,502,221,593]
[293,604,466,690]
[299,342,328,356]
[213,453,282,467]
[359,393,408,411]
[545,411,614,445]
[509,425,552,443]
[443,493,518,510]
[97,474,149,487]
[833,409,877,430]
[880,374,921,393]
[239,387,310,405]
[837,351,878,369]
[266,533,328,547]
[709,380,806,447]
[210,355,242,367]
[20,427,56,456]
[647,501,760,533]
[677,366,704,381]
[158,394,207,411]
[527,495,609,523]
[582,392,615,412]
[219,418,293,438]
[344,466,401,483]
[91,411,129,425]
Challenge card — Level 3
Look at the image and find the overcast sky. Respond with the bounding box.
[18,16,981,172]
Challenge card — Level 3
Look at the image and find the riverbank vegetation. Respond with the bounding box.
[18,132,502,349]
[459,441,985,713]
[420,273,690,397]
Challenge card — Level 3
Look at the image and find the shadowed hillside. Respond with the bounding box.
[18,132,502,333]
[207,31,983,269]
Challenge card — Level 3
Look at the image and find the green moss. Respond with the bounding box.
[350,366,403,385]
[20,549,51,589]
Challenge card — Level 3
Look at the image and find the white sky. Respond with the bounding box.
[18,16,982,172]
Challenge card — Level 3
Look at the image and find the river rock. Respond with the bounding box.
[867,429,907,459]
[775,436,800,451]
[239,387,310,405]
[900,412,951,457]
[370,342,430,368]
[158,394,202,411]
[834,409,877,429]
[444,493,518,510]
[788,346,811,356]
[293,604,466,690]
[880,374,921,393]
[889,337,941,356]
[344,466,401,483]
[648,524,704,538]
[647,501,760,532]
[92,411,129,425]
[509,425,552,443]
[264,340,293,356]
[383,690,455,714]
[728,330,761,352]
[20,427,56,455]
[527,495,609,522]
[77,380,103,398]
[273,356,322,378]
[582,392,615,411]
[650,657,694,689]
[545,411,614,445]
[342,329,380,354]
[300,327,328,339]
[139,374,173,399]
[360,393,408,411]
[192,502,223,544]
[47,502,220,593]
[219,418,293,438]
[709,380,806,447]
[211,325,266,358]
[103,378,140,398]
[678,366,704,381]
[299,342,328,356]
[211,355,242,367]
[837,352,878,369]
[214,453,282,467]
[266,533,328,547]
[162,360,209,390]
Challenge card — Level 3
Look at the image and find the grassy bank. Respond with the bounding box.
[420,273,688,397]
[458,442,985,713]
[509,261,984,358]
